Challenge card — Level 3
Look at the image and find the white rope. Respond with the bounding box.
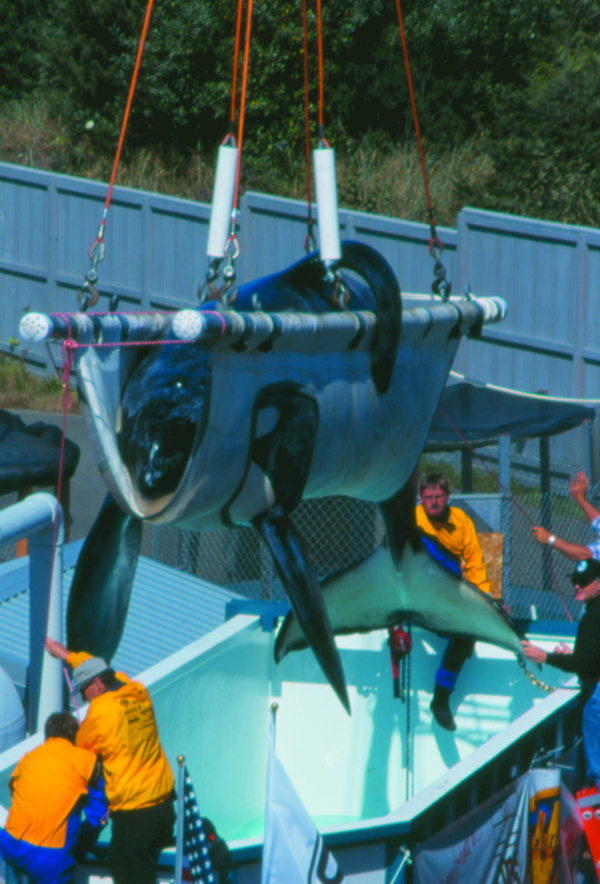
[449,371,600,405]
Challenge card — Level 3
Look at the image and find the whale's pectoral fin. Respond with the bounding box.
[250,384,319,511]
[248,384,350,712]
[67,493,143,661]
[253,506,350,713]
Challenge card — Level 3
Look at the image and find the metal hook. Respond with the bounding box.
[199,258,223,305]
[221,234,240,291]
[429,235,452,301]
[77,283,100,313]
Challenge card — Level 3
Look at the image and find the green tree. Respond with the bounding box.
[457,2,600,224]
[0,0,48,101]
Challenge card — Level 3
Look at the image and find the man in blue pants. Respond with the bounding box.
[523,559,600,790]
[0,711,107,884]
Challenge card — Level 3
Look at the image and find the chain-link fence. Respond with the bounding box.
[0,486,65,561]
[0,425,594,624]
[0,492,24,561]
[149,421,596,622]
[421,421,594,621]
[150,497,386,601]
[501,422,595,622]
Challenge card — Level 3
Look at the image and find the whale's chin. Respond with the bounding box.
[120,418,196,498]
[116,343,211,500]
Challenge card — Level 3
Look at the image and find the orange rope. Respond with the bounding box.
[89,0,156,258]
[316,0,326,139]
[229,0,245,134]
[393,0,436,240]
[302,0,315,249]
[232,0,254,216]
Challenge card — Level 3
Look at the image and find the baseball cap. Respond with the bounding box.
[568,559,600,587]
[70,656,109,698]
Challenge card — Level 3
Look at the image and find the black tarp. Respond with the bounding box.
[0,411,80,494]
[426,382,596,451]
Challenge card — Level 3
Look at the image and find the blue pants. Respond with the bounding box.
[583,682,600,790]
[0,829,74,884]
[435,637,475,692]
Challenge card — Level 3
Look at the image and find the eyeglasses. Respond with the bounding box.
[422,494,447,502]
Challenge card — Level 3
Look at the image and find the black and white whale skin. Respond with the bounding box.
[22,241,509,712]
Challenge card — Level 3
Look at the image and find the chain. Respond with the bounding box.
[518,656,555,694]
[405,624,413,800]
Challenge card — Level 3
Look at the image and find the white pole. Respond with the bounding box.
[207,145,239,260]
[0,492,65,734]
[29,495,64,734]
[313,146,341,262]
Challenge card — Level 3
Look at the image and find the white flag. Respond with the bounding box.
[414,771,530,884]
[261,712,347,884]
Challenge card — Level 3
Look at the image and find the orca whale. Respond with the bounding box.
[20,241,510,712]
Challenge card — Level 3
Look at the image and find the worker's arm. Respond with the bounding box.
[521,640,548,664]
[44,638,70,661]
[532,527,593,562]
[45,638,92,670]
[571,471,600,525]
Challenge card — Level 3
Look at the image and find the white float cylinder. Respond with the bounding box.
[313,146,341,262]
[207,145,239,259]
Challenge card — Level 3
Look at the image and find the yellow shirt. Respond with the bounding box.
[416,504,492,594]
[68,652,174,812]
[5,737,97,848]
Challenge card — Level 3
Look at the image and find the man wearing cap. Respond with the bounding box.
[44,638,175,884]
[0,711,107,884]
[522,558,600,790]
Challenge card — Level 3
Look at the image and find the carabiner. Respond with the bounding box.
[304,230,317,254]
[428,234,444,262]
[85,238,105,287]
[224,233,240,263]
[429,235,451,301]
[221,234,239,294]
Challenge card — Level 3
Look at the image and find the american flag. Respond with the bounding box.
[181,766,215,884]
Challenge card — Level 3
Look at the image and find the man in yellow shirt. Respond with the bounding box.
[0,711,107,884]
[416,472,492,731]
[45,638,175,884]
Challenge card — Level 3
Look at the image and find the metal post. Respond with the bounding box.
[27,496,64,733]
[540,436,552,594]
[583,419,593,487]
[461,448,473,493]
[0,492,65,733]
[174,756,185,884]
[499,435,512,610]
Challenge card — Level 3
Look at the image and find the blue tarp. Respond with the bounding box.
[427,382,595,450]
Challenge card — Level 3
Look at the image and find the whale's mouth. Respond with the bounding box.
[116,343,211,502]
